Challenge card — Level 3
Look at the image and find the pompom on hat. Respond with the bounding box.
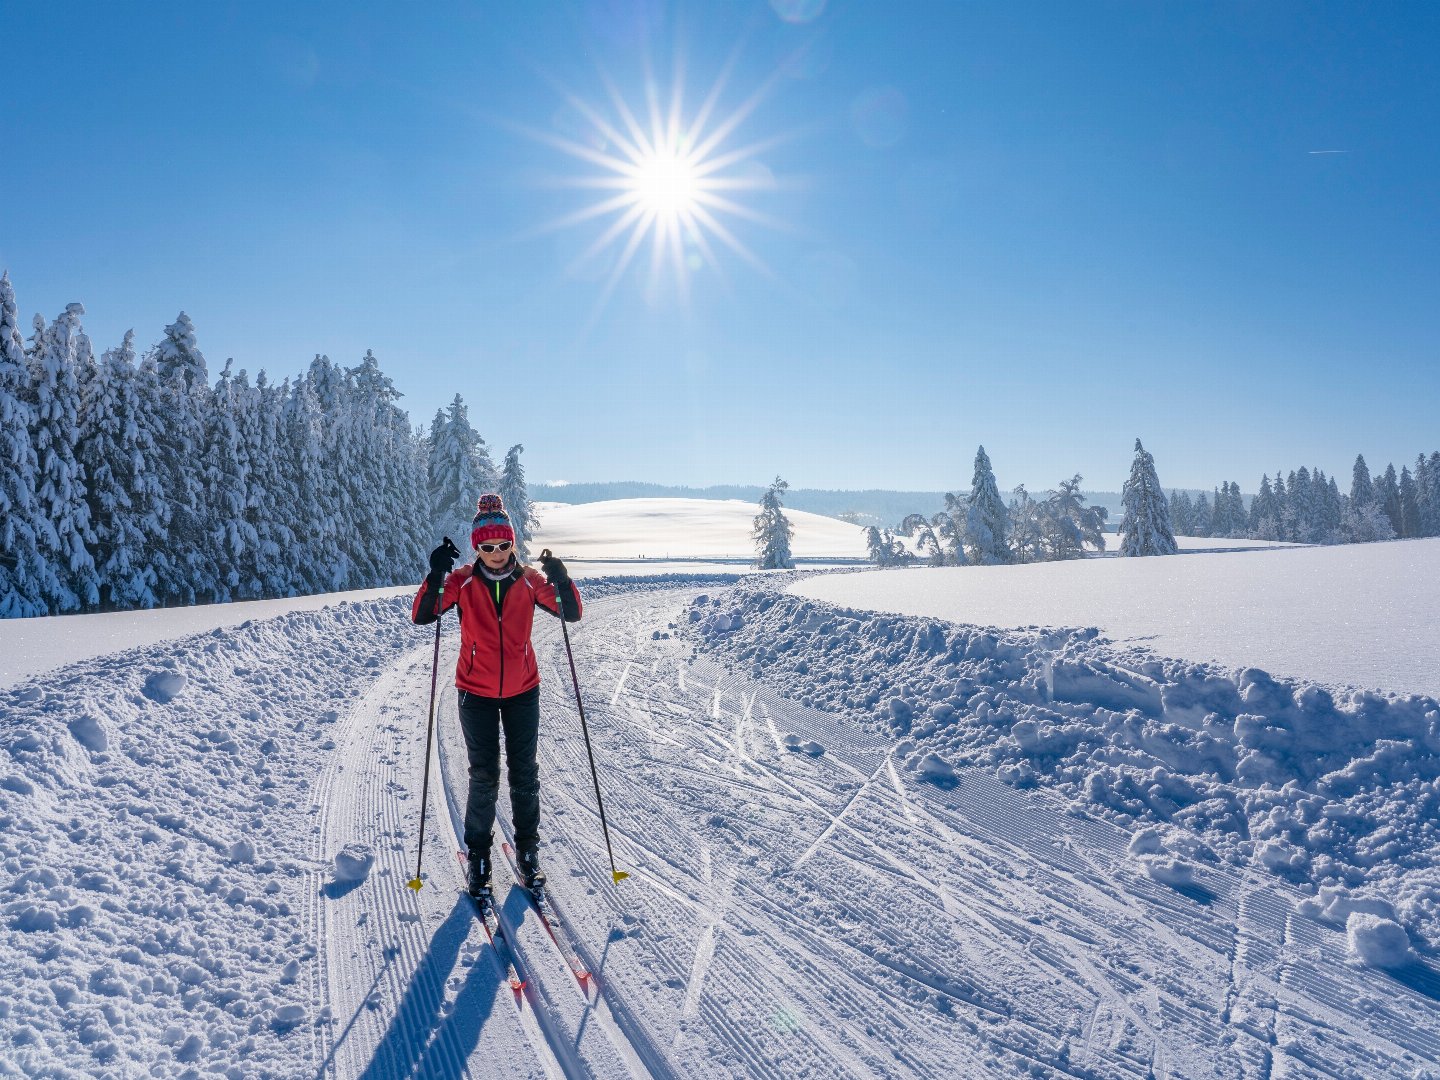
[471,493,516,550]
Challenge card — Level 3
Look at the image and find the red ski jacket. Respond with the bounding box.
[411,563,583,699]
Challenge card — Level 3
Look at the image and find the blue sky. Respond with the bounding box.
[3,1,1437,492]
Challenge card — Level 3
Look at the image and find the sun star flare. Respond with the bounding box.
[520,50,792,315]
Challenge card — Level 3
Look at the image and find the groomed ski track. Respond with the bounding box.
[317,586,1440,1078]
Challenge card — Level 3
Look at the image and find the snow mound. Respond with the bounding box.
[142,668,188,702]
[1140,856,1195,888]
[686,574,1440,950]
[333,843,375,882]
[913,750,959,786]
[782,733,825,757]
[1346,912,1418,969]
[66,713,109,752]
[0,597,414,1075]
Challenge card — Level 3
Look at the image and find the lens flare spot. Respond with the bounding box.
[850,85,909,148]
[769,0,828,25]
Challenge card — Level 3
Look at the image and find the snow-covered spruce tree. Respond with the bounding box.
[1350,453,1375,508]
[1166,491,1188,537]
[934,491,966,564]
[390,417,430,583]
[1190,492,1211,537]
[899,513,944,566]
[863,526,909,567]
[1398,466,1421,539]
[1418,452,1440,537]
[0,271,53,616]
[305,355,361,589]
[282,374,335,594]
[752,476,795,570]
[429,394,492,548]
[964,445,1009,564]
[498,444,538,561]
[1377,464,1407,540]
[28,304,100,610]
[1250,475,1279,540]
[1270,472,1289,541]
[1007,486,1045,564]
[150,314,210,605]
[1230,482,1248,537]
[1321,473,1344,541]
[241,371,290,598]
[201,359,257,603]
[0,270,54,616]
[1118,439,1177,557]
[1286,467,1314,543]
[77,331,162,609]
[1043,475,1106,559]
[347,349,410,587]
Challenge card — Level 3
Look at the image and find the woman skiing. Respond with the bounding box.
[412,493,582,899]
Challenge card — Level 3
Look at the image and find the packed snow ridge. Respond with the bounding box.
[686,573,1440,959]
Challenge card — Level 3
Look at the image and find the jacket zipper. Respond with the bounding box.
[495,578,505,697]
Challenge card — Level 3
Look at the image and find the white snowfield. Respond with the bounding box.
[530,498,868,560]
[791,538,1440,699]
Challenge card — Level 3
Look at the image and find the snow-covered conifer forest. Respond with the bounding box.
[1169,452,1440,545]
[0,273,529,618]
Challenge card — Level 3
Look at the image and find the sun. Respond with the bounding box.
[631,149,698,219]
[511,46,794,317]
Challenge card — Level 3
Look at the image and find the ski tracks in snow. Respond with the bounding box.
[519,588,1440,1079]
[306,586,1440,1079]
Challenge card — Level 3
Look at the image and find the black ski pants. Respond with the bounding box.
[458,685,542,857]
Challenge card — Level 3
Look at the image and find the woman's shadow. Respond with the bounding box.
[349,895,504,1080]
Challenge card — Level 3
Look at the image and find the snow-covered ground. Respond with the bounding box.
[4,576,1438,1078]
[4,527,1439,1077]
[792,538,1440,698]
[531,498,868,560]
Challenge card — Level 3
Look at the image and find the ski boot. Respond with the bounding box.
[516,848,547,895]
[467,850,494,901]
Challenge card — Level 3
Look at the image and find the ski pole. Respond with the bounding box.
[407,610,444,892]
[543,549,630,885]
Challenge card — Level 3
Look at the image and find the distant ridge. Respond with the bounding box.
[531,482,1133,528]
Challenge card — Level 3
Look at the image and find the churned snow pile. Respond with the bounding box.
[791,538,1440,698]
[531,498,867,560]
[686,568,1440,958]
[0,598,413,1076]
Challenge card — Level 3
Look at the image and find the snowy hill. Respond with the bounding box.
[529,497,868,561]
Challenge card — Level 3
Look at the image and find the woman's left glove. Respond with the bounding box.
[538,551,570,586]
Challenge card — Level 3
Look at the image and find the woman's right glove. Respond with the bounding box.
[428,537,461,586]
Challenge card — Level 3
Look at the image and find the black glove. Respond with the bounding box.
[538,550,570,586]
[428,537,461,582]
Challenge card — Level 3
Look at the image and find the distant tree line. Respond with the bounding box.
[0,272,534,618]
[1169,452,1440,545]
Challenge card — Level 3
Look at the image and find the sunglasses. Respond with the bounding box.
[478,541,513,554]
